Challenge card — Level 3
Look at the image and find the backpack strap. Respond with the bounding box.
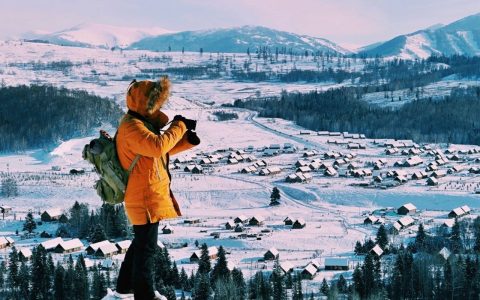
[121,110,154,175]
[127,155,141,174]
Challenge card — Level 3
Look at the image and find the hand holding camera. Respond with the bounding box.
[173,115,197,131]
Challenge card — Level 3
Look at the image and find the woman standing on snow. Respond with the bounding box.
[113,77,199,300]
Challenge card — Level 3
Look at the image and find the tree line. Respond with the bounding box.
[234,86,480,145]
[0,85,123,152]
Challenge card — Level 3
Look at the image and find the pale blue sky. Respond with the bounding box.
[2,0,480,48]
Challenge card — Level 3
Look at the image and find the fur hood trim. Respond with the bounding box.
[126,77,171,116]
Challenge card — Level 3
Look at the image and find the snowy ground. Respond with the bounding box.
[1,41,480,285]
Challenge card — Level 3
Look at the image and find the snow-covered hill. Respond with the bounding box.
[130,25,350,55]
[360,13,480,59]
[22,23,173,49]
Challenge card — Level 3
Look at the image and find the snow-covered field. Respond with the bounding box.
[1,41,480,284]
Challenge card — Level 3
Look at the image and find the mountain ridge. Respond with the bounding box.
[17,12,480,58]
[129,25,350,55]
[360,12,480,59]
[21,23,173,49]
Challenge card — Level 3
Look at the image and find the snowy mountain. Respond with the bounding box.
[130,25,350,55]
[22,23,173,49]
[360,13,480,59]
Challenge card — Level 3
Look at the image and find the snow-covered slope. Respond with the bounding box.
[360,13,480,59]
[130,25,350,55]
[22,23,173,48]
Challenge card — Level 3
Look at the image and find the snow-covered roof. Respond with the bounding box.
[84,258,95,268]
[394,170,408,177]
[391,222,402,231]
[87,240,111,251]
[401,203,417,211]
[251,215,265,222]
[58,238,83,251]
[0,237,10,246]
[310,259,320,269]
[116,240,132,250]
[266,247,279,257]
[268,167,281,173]
[451,207,465,216]
[406,156,423,165]
[297,166,311,172]
[97,243,118,255]
[443,219,455,228]
[365,215,378,223]
[235,215,248,222]
[371,245,383,256]
[461,205,471,214]
[439,247,451,260]
[294,218,306,226]
[193,246,218,258]
[163,224,173,230]
[41,237,64,250]
[19,247,32,258]
[302,263,317,275]
[42,209,63,217]
[279,261,294,273]
[398,216,415,227]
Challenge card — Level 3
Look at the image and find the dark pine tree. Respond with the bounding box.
[23,212,37,233]
[171,261,180,289]
[231,268,246,300]
[74,255,89,300]
[8,247,20,298]
[337,274,347,293]
[443,260,454,299]
[320,278,329,295]
[270,187,281,206]
[89,224,107,243]
[179,267,189,291]
[362,253,376,298]
[198,243,211,274]
[30,245,51,300]
[451,220,463,254]
[64,255,75,299]
[354,241,364,255]
[415,223,427,251]
[163,285,176,300]
[54,263,65,300]
[193,272,211,300]
[352,265,364,298]
[0,261,6,293]
[18,260,30,299]
[271,260,286,300]
[211,246,230,284]
[376,225,389,251]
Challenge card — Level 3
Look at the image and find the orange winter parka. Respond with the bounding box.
[116,78,196,225]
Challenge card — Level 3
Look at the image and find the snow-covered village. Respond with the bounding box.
[1,1,480,299]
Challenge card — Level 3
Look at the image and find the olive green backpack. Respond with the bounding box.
[82,130,140,205]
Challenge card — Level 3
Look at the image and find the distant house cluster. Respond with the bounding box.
[285,150,368,183]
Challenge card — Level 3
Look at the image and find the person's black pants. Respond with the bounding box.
[116,222,159,300]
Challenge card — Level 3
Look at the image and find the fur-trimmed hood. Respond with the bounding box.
[126,77,171,116]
